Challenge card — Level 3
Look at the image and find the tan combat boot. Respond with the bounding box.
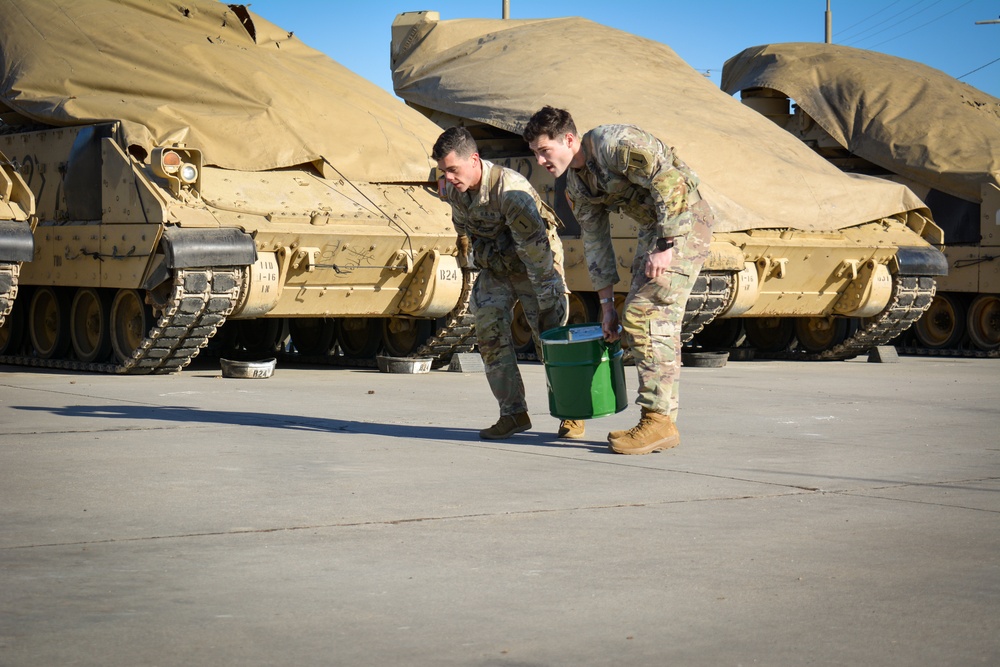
[557,419,586,439]
[607,408,680,455]
[607,408,676,441]
[480,412,531,440]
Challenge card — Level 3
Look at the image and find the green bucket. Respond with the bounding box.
[540,323,628,420]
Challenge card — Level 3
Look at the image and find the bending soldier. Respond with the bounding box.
[524,107,715,454]
[432,127,584,440]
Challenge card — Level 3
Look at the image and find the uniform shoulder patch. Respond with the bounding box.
[618,144,654,177]
[511,211,541,236]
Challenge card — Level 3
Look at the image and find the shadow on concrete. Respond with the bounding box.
[12,404,610,452]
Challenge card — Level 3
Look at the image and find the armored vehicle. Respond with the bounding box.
[391,12,947,359]
[0,148,34,333]
[723,43,1000,354]
[0,1,472,373]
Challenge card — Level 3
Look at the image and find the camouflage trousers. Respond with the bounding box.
[622,262,701,421]
[472,269,568,416]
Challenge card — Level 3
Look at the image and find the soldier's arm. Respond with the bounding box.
[502,190,561,306]
[447,195,475,269]
[570,186,619,292]
[449,196,469,238]
[614,134,695,241]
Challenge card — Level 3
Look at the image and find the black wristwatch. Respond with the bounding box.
[655,237,674,252]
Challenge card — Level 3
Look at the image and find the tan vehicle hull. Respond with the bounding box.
[391,13,946,359]
[0,148,35,335]
[0,2,472,373]
[724,42,1000,354]
[0,123,469,372]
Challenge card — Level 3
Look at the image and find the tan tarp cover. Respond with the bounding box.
[390,15,927,234]
[0,0,442,182]
[722,43,1000,203]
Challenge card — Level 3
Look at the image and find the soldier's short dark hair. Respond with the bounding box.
[523,106,578,143]
[432,126,478,161]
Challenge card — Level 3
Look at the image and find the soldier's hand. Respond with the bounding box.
[538,294,569,334]
[456,235,471,269]
[645,248,673,278]
[601,302,621,343]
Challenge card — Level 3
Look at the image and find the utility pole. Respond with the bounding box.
[825,0,832,43]
[502,0,509,19]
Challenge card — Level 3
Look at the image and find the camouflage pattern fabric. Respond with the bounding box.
[448,160,567,310]
[472,270,568,416]
[566,124,716,418]
[567,124,710,291]
[446,160,569,416]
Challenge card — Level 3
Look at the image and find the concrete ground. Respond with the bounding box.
[1,353,998,666]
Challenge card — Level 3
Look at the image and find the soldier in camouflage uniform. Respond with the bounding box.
[524,107,715,455]
[432,127,580,440]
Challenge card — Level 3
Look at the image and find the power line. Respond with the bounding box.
[836,0,907,39]
[961,12,1000,80]
[957,54,1000,80]
[843,0,945,46]
[865,0,975,49]
[839,0,935,43]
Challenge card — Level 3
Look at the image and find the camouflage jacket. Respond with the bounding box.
[446,159,566,303]
[566,124,713,290]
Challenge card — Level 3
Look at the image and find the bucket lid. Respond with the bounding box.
[542,324,604,345]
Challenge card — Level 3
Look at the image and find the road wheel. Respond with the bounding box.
[567,292,597,326]
[381,317,432,357]
[235,318,285,357]
[289,318,337,356]
[794,316,850,354]
[110,289,153,363]
[70,287,113,362]
[744,317,795,353]
[337,318,381,358]
[912,293,966,349]
[967,295,1000,351]
[29,286,71,359]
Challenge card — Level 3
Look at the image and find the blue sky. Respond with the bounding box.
[246,0,1000,99]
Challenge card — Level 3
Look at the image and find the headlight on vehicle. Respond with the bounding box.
[151,146,203,195]
[179,163,199,184]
